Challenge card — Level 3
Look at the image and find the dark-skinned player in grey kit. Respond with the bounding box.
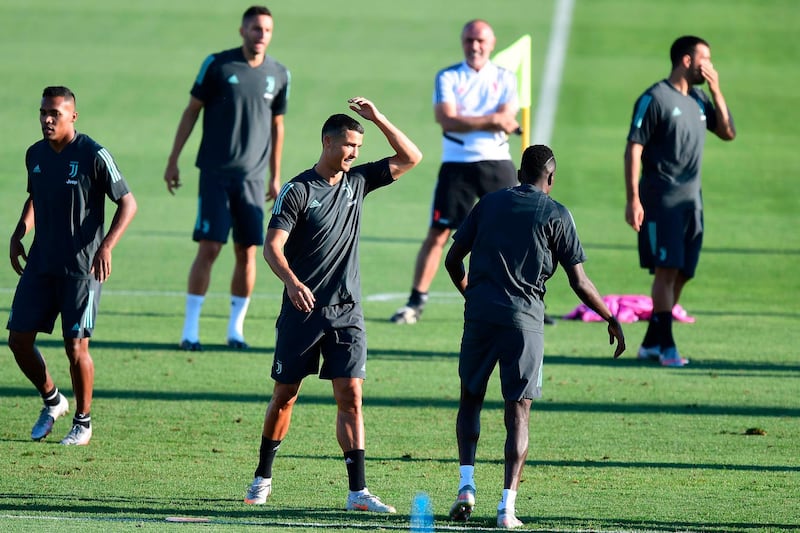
[445,144,625,529]
[8,86,138,446]
[625,36,735,367]
[244,97,422,513]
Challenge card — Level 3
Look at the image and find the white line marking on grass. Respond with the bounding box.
[531,0,575,144]
[1,513,636,531]
[0,288,464,303]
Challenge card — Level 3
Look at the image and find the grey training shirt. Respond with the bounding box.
[269,158,393,307]
[25,132,132,278]
[627,79,719,210]
[192,48,290,177]
[453,184,586,332]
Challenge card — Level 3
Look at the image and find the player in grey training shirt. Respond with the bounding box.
[8,86,137,446]
[164,6,290,351]
[243,97,421,513]
[445,144,625,528]
[625,35,736,367]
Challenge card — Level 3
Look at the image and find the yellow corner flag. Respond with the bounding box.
[492,34,532,153]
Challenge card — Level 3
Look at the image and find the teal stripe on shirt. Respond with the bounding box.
[272,183,294,215]
[195,54,215,85]
[633,94,653,129]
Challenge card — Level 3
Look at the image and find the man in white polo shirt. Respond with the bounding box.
[391,19,520,325]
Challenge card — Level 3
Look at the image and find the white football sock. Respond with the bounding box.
[227,295,250,342]
[181,294,205,342]
[459,465,475,490]
[498,488,517,512]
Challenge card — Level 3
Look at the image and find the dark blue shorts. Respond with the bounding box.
[271,302,367,384]
[638,207,703,278]
[7,272,101,338]
[193,168,266,245]
[458,320,543,401]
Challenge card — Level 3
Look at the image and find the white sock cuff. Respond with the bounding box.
[187,294,205,305]
[231,295,250,306]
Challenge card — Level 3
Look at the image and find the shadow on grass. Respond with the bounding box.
[1,386,797,418]
[0,492,796,531]
[0,492,409,529]
[263,451,799,474]
[21,339,800,376]
[28,338,276,355]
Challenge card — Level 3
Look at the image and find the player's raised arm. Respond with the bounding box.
[347,96,422,180]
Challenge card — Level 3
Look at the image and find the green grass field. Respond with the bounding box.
[0,0,798,531]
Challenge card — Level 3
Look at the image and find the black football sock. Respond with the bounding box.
[641,314,661,347]
[74,413,91,428]
[42,387,61,406]
[344,449,366,492]
[408,289,428,309]
[655,311,675,348]
[254,437,281,479]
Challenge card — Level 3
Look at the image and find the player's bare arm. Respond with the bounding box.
[263,227,315,312]
[164,96,204,194]
[564,262,626,358]
[348,97,423,180]
[9,197,34,276]
[267,114,285,201]
[624,141,644,232]
[91,192,138,283]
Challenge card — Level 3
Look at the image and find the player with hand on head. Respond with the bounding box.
[244,97,422,512]
[625,35,735,367]
[445,144,624,528]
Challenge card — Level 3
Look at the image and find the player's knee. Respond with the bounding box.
[196,240,224,262]
[7,331,33,355]
[424,228,450,249]
[64,339,91,362]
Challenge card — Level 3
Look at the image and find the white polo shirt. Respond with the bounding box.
[433,60,518,163]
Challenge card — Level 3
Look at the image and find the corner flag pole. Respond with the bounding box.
[492,34,532,155]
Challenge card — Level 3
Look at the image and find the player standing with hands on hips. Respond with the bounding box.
[445,145,625,529]
[8,86,138,446]
[244,97,422,512]
[625,36,735,367]
[164,5,290,351]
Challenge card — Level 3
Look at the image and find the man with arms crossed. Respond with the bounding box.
[8,86,138,446]
[391,19,519,324]
[164,5,290,351]
[445,145,625,528]
[625,35,735,367]
[244,97,422,512]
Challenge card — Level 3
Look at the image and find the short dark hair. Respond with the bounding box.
[243,5,271,22]
[42,86,76,104]
[321,114,364,141]
[520,144,555,183]
[670,35,709,68]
